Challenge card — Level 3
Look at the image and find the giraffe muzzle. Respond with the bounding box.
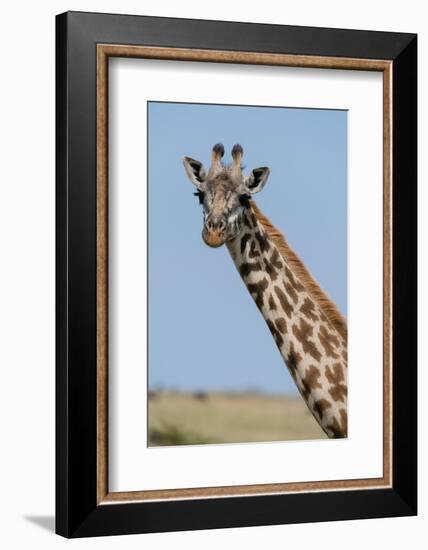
[202,218,227,247]
[202,228,226,248]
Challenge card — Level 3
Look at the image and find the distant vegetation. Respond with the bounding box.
[148,391,326,446]
[149,424,214,446]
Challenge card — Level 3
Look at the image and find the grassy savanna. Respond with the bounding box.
[148,391,327,446]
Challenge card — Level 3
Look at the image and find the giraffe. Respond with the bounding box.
[182,143,348,438]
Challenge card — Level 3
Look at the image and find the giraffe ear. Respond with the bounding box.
[183,157,207,190]
[245,167,270,194]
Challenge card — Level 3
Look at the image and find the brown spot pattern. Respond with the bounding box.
[313,398,332,420]
[274,286,293,318]
[233,212,349,440]
[268,294,277,311]
[287,341,302,377]
[239,261,262,279]
[264,259,278,281]
[275,317,288,334]
[303,365,322,391]
[300,378,311,400]
[248,239,258,259]
[240,233,251,254]
[254,230,270,253]
[300,297,319,322]
[327,409,347,438]
[284,281,299,304]
[243,211,256,229]
[319,311,329,323]
[247,277,269,310]
[270,248,283,270]
[318,325,340,358]
[284,265,305,292]
[325,363,347,403]
[292,318,322,361]
[266,319,284,349]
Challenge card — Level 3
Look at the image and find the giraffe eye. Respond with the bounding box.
[239,194,251,207]
[193,191,205,205]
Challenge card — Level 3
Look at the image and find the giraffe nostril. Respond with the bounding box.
[206,219,225,232]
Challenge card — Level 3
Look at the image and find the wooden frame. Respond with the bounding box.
[56,11,417,537]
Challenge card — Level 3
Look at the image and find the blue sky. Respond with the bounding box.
[148,102,347,395]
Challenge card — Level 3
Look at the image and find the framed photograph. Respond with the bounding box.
[56,11,417,538]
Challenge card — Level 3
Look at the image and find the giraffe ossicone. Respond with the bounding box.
[182,144,348,438]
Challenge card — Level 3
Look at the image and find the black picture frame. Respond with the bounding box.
[56,11,417,538]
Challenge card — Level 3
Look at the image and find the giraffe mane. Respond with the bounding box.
[251,201,348,342]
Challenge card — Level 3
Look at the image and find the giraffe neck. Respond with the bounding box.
[226,204,348,438]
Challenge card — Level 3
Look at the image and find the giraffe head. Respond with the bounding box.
[183,144,270,247]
